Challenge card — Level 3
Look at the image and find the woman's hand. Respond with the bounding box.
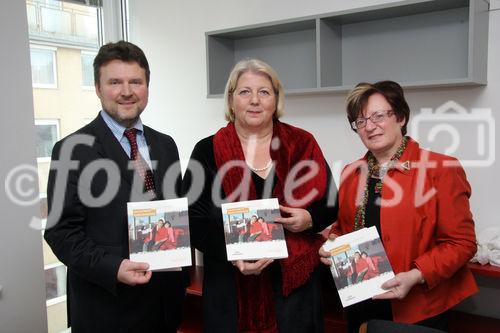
[275,205,312,233]
[373,268,423,300]
[319,232,338,265]
[232,259,274,275]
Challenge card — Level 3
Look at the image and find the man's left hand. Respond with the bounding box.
[117,259,152,286]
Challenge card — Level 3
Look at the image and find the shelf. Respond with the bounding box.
[468,262,500,278]
[206,0,489,97]
[206,19,317,96]
[186,265,203,296]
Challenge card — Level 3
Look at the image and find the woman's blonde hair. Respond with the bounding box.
[223,59,285,122]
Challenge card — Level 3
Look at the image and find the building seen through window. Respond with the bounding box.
[81,51,96,87]
[30,47,57,88]
[26,0,105,331]
[35,120,60,161]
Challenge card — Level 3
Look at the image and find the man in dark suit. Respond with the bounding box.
[44,41,187,332]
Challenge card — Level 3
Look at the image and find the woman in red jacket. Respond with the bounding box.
[247,215,263,242]
[256,217,273,241]
[352,252,368,283]
[320,81,478,333]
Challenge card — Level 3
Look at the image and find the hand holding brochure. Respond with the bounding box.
[221,198,288,261]
[322,226,394,307]
[127,198,191,271]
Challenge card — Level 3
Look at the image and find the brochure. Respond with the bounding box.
[221,198,288,261]
[127,198,191,271]
[322,226,395,307]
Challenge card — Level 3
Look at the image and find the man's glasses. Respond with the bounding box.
[351,110,394,130]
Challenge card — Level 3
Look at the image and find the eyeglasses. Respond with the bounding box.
[351,110,394,130]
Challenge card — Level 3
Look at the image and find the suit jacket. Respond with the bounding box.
[44,114,188,333]
[333,138,478,323]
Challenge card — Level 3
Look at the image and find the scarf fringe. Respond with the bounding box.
[281,233,325,296]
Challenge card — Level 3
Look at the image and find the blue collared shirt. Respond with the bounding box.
[100,110,153,169]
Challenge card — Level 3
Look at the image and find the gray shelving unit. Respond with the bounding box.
[205,0,489,97]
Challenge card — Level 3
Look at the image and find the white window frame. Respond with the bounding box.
[81,50,97,90]
[44,261,67,306]
[35,119,60,163]
[30,44,58,89]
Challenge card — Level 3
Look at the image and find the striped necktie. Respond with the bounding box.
[124,128,156,198]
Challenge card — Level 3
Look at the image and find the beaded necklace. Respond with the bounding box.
[353,136,409,231]
[246,159,273,172]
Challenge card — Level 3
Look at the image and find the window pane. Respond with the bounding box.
[35,124,58,158]
[75,11,98,42]
[27,0,99,47]
[46,0,62,8]
[30,48,56,86]
[27,3,37,32]
[40,197,48,220]
[44,265,66,301]
[81,52,95,87]
[41,7,72,36]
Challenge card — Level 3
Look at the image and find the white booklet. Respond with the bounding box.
[127,198,191,271]
[322,226,395,307]
[221,198,288,261]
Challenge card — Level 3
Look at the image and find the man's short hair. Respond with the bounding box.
[93,40,150,87]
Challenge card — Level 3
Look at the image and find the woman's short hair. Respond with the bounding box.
[223,59,285,122]
[346,80,410,135]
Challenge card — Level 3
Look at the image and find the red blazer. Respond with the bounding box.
[256,222,272,241]
[332,138,478,323]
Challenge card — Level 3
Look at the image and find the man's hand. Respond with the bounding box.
[319,233,338,265]
[373,268,423,300]
[275,205,312,233]
[232,259,274,275]
[117,259,152,286]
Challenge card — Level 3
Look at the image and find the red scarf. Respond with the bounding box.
[213,120,327,332]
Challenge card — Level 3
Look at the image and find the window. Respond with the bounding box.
[30,46,57,88]
[35,119,60,162]
[26,0,126,331]
[81,51,96,88]
[44,262,67,306]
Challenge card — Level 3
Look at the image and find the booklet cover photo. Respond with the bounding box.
[127,198,191,271]
[322,226,394,307]
[221,198,288,261]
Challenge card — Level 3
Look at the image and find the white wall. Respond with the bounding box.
[0,1,48,332]
[129,0,499,237]
[128,0,500,318]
